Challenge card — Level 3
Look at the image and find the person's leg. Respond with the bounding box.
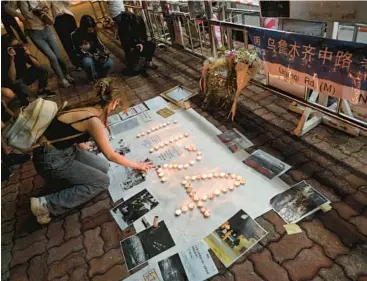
[142,41,156,62]
[74,146,109,174]
[96,58,113,78]
[10,81,30,106]
[54,15,80,68]
[2,16,16,39]
[28,29,69,85]
[81,57,98,81]
[8,16,28,43]
[43,26,70,79]
[32,146,110,220]
[22,65,55,97]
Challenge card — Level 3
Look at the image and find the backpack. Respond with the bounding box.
[4,98,58,150]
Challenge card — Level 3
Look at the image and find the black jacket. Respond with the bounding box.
[71,29,106,58]
[118,12,148,51]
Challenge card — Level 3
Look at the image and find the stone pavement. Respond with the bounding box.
[2,19,367,281]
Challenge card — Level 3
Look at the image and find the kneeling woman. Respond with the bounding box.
[31,78,152,224]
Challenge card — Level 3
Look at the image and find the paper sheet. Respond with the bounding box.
[144,96,169,111]
[119,104,149,120]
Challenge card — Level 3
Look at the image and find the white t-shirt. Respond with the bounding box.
[107,0,125,19]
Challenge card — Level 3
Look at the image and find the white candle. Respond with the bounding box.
[167,122,171,125]
[197,151,202,156]
[185,145,190,150]
[214,173,219,178]
[181,180,188,186]
[193,195,199,201]
[214,189,221,196]
[208,193,215,200]
[159,144,164,148]
[236,175,243,181]
[186,187,193,193]
[222,187,228,193]
[184,164,190,169]
[157,168,163,173]
[181,205,188,212]
[234,181,241,187]
[147,131,151,134]
[137,134,141,138]
[184,133,189,137]
[149,148,154,153]
[164,141,169,146]
[174,120,178,124]
[202,194,208,201]
[219,172,225,178]
[192,147,197,152]
[189,160,195,166]
[229,185,235,191]
[175,209,182,216]
[168,164,173,169]
[196,156,202,161]
[179,135,184,139]
[204,210,211,218]
[202,174,207,180]
[200,207,207,214]
[169,139,174,143]
[184,176,190,181]
[241,178,246,185]
[163,164,169,169]
[141,132,146,136]
[161,177,166,183]
[174,137,179,141]
[178,164,183,170]
[173,164,178,169]
[158,172,165,178]
[191,176,197,181]
[197,201,204,207]
[188,203,195,209]
[207,173,213,179]
[231,174,237,179]
[154,146,159,151]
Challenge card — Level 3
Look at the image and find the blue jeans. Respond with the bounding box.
[33,145,110,216]
[82,57,113,81]
[27,26,68,80]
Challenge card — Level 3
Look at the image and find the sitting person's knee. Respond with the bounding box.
[82,57,94,68]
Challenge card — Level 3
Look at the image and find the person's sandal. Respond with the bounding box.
[30,197,51,224]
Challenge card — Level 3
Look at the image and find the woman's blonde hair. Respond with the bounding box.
[62,77,129,132]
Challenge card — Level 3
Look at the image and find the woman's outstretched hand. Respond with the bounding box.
[134,161,153,172]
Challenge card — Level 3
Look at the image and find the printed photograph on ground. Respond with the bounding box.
[111,189,159,231]
[270,180,329,224]
[243,149,290,179]
[121,221,176,271]
[204,209,267,267]
[217,128,253,153]
[158,253,189,281]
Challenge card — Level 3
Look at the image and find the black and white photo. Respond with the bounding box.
[158,253,188,281]
[121,221,176,271]
[243,149,290,179]
[111,189,159,231]
[270,181,329,224]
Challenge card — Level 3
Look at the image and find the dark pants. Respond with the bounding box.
[2,14,28,43]
[54,14,80,68]
[10,66,48,102]
[123,41,156,71]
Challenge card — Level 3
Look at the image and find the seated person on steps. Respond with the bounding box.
[71,15,113,84]
[2,35,56,103]
[118,12,157,76]
[31,78,153,224]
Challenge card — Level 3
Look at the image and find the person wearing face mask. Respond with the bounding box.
[71,15,113,83]
[31,78,153,224]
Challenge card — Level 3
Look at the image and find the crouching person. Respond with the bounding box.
[31,78,153,224]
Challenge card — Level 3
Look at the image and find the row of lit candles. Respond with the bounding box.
[149,132,190,153]
[137,120,178,138]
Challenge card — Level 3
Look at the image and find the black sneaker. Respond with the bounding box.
[2,165,13,181]
[38,89,56,98]
[7,153,31,166]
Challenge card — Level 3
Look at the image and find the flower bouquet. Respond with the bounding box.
[200,47,260,120]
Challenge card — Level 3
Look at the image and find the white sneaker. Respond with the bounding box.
[30,197,51,224]
[65,74,75,83]
[60,78,71,88]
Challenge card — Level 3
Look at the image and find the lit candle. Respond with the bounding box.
[196,156,202,161]
[202,194,208,201]
[234,181,241,187]
[184,133,189,137]
[229,185,235,191]
[184,183,191,189]
[202,174,207,180]
[193,195,199,202]
[175,209,182,216]
[189,191,196,198]
[188,203,195,209]
[214,189,221,196]
[241,178,246,185]
[184,176,190,181]
[207,173,213,179]
[161,177,166,183]
[182,180,188,186]
[137,134,141,138]
[186,187,193,193]
[167,122,171,125]
[173,164,178,169]
[214,173,219,178]
[164,141,169,146]
[179,135,184,139]
[197,151,202,156]
[158,172,165,178]
[163,164,169,169]
[149,148,154,153]
[174,137,179,141]
[196,175,202,180]
[197,201,204,207]
[141,132,146,136]
[189,160,195,166]
[157,168,163,173]
[181,205,188,212]
[154,146,159,151]
[219,172,225,178]
[204,210,211,218]
[169,139,174,143]
[192,147,197,152]
[222,187,228,193]
[159,144,164,148]
[231,174,236,179]
[191,176,197,181]
[184,164,190,169]
[200,207,207,214]
[208,193,215,200]
[174,120,178,124]
[185,145,190,150]
[236,175,243,181]
[168,164,173,169]
[147,131,151,134]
